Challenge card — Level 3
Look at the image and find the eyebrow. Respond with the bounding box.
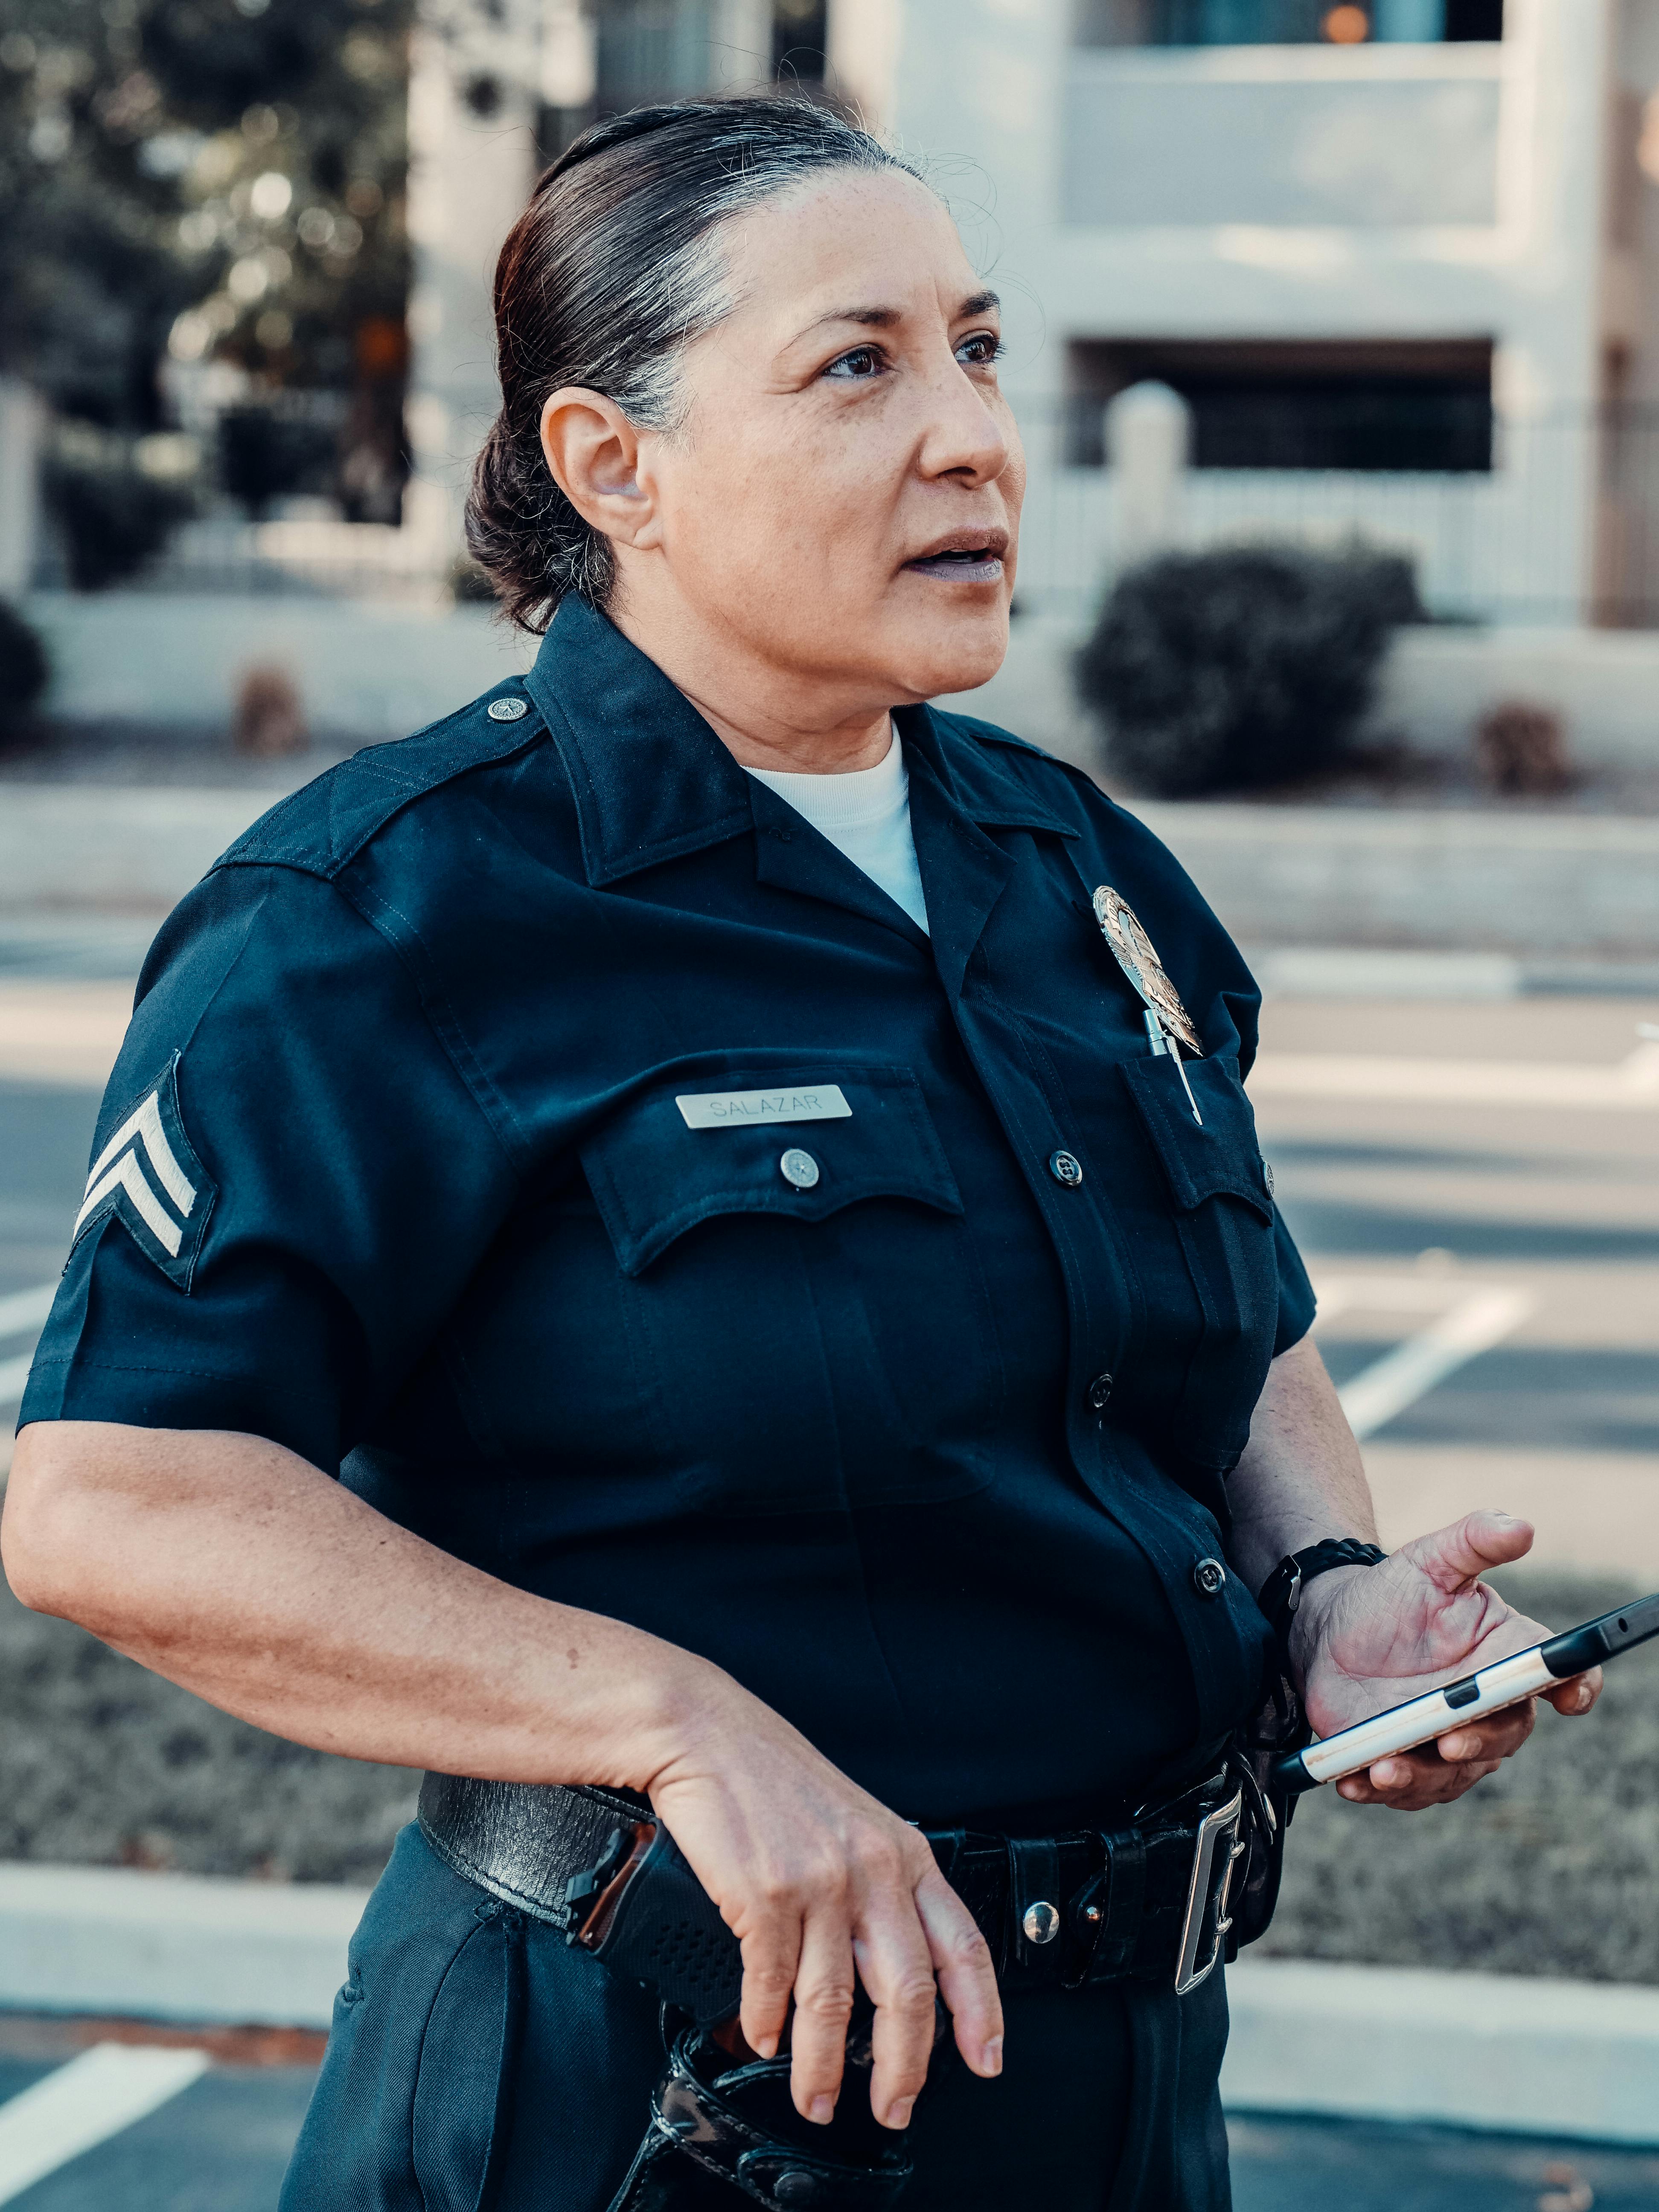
[797,288,1002,339]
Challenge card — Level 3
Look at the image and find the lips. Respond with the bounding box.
[904,529,1010,585]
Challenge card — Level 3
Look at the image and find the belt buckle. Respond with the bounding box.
[1173,1787,1245,1997]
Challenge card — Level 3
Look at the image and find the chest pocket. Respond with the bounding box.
[1119,1054,1278,1473]
[579,1061,1003,1516]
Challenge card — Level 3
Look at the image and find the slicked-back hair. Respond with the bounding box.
[465,97,919,633]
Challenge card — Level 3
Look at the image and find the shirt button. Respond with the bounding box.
[779,1149,820,1190]
[1192,1557,1227,1599]
[1086,1371,1114,1411]
[1048,1149,1084,1188]
[486,695,529,722]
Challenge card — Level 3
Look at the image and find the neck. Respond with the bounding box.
[606,579,896,777]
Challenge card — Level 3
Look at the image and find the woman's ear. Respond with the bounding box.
[539,388,660,549]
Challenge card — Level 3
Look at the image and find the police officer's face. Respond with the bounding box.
[547,170,1025,717]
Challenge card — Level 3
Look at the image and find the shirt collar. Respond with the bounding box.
[523,593,1077,888]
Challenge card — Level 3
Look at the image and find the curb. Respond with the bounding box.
[1,1866,1656,2145]
[0,1864,366,2032]
[1222,1957,1659,2147]
[4,783,1657,959]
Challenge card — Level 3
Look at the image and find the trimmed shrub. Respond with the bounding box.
[0,599,49,738]
[1075,542,1426,798]
[42,445,197,592]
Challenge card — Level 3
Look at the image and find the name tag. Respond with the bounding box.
[676,1085,853,1130]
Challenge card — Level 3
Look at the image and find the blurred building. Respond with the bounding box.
[406,0,1659,626]
[405,0,847,562]
[887,0,1659,624]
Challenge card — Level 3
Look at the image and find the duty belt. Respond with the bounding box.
[417,1766,1250,2003]
[418,1769,1257,2211]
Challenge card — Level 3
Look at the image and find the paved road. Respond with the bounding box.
[1,965,1656,2203]
[3,2040,1659,2211]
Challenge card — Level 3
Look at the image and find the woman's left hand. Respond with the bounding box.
[1292,1509,1601,1809]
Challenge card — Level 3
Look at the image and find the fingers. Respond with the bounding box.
[1337,1697,1535,1807]
[1545,1668,1601,1717]
[738,1915,804,2068]
[914,1866,1003,2080]
[788,1909,858,2126]
[856,1898,946,2132]
[1398,1508,1535,1590]
[759,1841,986,2133]
[1432,1698,1536,1767]
[1337,1749,1504,1809]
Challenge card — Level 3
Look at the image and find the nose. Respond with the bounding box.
[915,352,1013,490]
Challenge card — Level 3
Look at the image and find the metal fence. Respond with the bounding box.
[1009,398,1659,632]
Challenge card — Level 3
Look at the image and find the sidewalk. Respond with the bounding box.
[1,1862,1655,2148]
[6,780,1659,957]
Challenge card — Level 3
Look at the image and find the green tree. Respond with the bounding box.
[0,0,411,526]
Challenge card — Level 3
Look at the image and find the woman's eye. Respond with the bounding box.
[958,331,1003,368]
[824,345,885,381]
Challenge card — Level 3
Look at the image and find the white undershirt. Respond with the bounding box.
[744,731,931,936]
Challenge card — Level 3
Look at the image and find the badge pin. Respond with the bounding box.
[1091,886,1204,1125]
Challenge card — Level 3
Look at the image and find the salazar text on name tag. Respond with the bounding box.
[675,1085,853,1130]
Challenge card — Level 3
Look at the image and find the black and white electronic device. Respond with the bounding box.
[1272,1593,1659,1796]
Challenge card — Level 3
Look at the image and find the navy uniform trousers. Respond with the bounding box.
[279,1825,1232,2212]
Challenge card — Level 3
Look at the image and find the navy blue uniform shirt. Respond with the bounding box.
[23,597,1313,1832]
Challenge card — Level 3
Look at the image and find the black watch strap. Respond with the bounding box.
[1257,1538,1388,1679]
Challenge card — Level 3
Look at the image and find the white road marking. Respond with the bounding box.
[0,1283,55,1339]
[1252,1040,1659,1112]
[0,2043,210,2204]
[0,1282,56,1413]
[0,1352,35,1410]
[1313,1281,1538,1442]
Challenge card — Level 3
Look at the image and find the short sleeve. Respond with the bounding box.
[19,864,521,1474]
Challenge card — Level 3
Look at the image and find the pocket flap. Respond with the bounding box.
[580,1060,963,1275]
[1119,1054,1274,1221]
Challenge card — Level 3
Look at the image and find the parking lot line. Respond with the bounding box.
[1320,1285,1538,1441]
[0,1281,57,1414]
[0,2044,209,2205]
[1253,1041,1659,1110]
[0,1286,55,1340]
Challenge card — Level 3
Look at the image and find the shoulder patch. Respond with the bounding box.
[71,1054,217,1291]
[211,683,547,882]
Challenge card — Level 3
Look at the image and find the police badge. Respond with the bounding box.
[1091,886,1205,1123]
[1091,888,1202,1053]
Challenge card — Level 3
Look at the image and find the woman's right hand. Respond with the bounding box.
[640,1671,1004,2134]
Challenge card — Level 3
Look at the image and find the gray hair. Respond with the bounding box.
[466,97,923,630]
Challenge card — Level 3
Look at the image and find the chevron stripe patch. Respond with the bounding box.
[71,1054,216,1290]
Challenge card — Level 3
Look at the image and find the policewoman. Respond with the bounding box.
[5,98,1595,2212]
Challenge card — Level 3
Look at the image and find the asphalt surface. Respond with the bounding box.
[1,962,1656,2203]
[3,2042,1659,2211]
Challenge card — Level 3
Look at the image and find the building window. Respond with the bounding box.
[774,0,829,84]
[1065,339,1494,470]
[1074,0,1502,43]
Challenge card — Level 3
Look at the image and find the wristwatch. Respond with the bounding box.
[1257,1538,1388,1682]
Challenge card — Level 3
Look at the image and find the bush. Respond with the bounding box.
[1075,542,1426,798]
[0,598,49,738]
[42,441,198,592]
[219,405,342,521]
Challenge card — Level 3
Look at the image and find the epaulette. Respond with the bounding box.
[926,703,1110,822]
[211,682,547,881]
[931,703,1105,784]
